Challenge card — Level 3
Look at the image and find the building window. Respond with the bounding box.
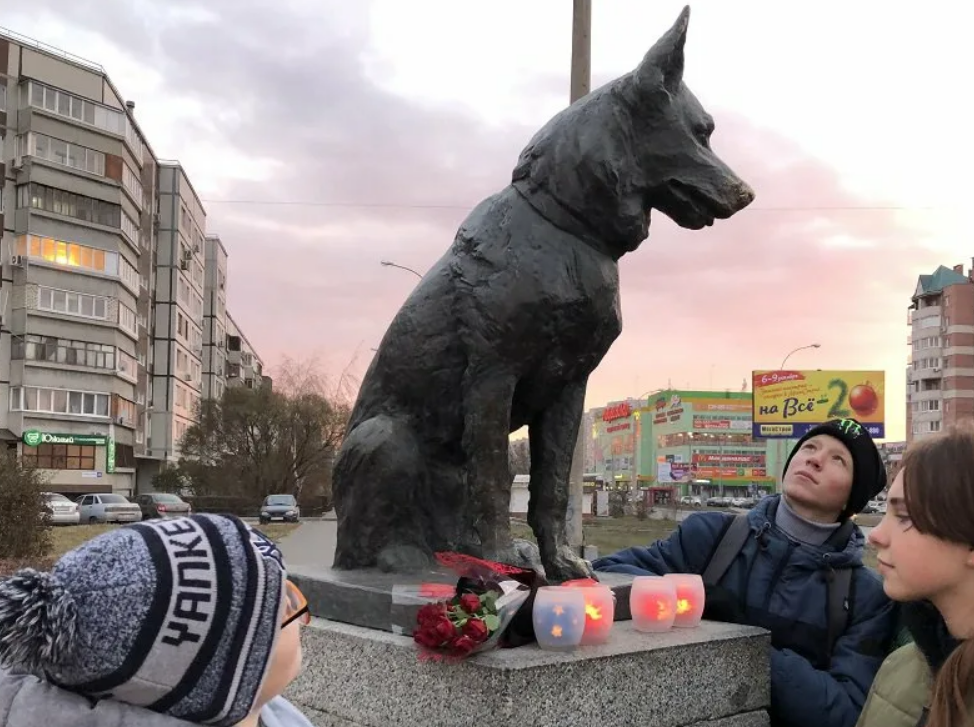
[12,334,116,370]
[0,83,6,112]
[113,395,137,427]
[121,211,139,244]
[21,132,106,176]
[115,442,136,468]
[36,286,110,321]
[118,303,138,337]
[22,443,96,470]
[117,348,138,382]
[18,182,121,227]
[10,386,110,417]
[119,256,139,293]
[27,81,141,164]
[16,234,119,277]
[121,163,143,204]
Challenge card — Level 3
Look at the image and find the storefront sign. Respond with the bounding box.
[22,430,108,447]
[106,437,116,473]
[602,403,632,422]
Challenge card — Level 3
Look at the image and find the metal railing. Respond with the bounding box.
[0,26,104,73]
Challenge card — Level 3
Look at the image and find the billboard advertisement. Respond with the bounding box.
[751,370,885,439]
[656,461,692,484]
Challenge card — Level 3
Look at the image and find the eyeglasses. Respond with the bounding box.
[282,580,310,628]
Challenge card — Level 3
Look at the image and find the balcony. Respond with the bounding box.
[914,366,943,380]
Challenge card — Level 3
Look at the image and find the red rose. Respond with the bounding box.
[459,593,481,615]
[413,626,442,649]
[432,615,457,643]
[417,602,448,626]
[451,635,477,656]
[462,617,490,643]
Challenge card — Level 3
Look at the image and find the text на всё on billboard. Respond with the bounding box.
[751,370,885,439]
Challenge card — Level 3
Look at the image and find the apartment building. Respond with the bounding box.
[906,263,974,442]
[0,29,263,497]
[0,31,155,496]
[135,162,206,487]
[202,233,229,401]
[225,311,264,388]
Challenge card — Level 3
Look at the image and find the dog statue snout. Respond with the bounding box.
[735,182,756,210]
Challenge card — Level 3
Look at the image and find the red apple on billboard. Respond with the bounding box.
[849,383,879,417]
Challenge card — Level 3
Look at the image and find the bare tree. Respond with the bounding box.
[172,356,353,501]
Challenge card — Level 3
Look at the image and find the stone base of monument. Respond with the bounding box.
[286,617,771,727]
[288,566,637,636]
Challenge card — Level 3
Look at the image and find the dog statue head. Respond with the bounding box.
[511,6,755,258]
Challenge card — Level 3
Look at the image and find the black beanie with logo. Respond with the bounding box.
[783,418,886,521]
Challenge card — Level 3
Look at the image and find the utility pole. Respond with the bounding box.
[567,0,592,555]
[570,0,592,102]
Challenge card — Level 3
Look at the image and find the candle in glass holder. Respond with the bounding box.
[570,584,615,645]
[663,573,705,627]
[532,587,586,651]
[629,576,677,632]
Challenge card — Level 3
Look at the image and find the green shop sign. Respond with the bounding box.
[106,437,116,474]
[21,430,109,447]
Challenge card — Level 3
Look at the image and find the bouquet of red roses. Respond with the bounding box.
[411,553,531,662]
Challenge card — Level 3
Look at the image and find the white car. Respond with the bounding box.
[76,493,142,524]
[41,492,80,525]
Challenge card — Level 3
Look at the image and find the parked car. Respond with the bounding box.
[41,492,80,525]
[136,493,192,520]
[76,493,142,524]
[680,496,702,507]
[259,494,301,524]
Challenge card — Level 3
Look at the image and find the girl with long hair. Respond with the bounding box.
[859,424,974,727]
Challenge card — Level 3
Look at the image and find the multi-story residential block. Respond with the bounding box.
[202,233,229,401]
[225,311,264,389]
[135,162,206,486]
[906,263,974,442]
[0,29,264,497]
[0,30,155,497]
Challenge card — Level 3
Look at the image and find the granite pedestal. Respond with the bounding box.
[287,617,771,727]
[288,565,637,636]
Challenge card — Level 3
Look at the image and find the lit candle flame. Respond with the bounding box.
[676,599,691,615]
[585,603,602,621]
[551,625,563,637]
[657,600,672,619]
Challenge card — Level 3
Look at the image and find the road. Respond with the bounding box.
[278,514,337,568]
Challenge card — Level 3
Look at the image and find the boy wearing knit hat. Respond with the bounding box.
[594,418,899,727]
[0,513,314,727]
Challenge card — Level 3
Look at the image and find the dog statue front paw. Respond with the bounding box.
[544,545,596,583]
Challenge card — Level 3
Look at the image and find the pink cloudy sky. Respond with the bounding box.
[9,0,973,441]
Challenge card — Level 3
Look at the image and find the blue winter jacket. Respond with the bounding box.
[592,495,897,727]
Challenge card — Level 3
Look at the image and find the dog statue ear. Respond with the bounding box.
[635,5,690,93]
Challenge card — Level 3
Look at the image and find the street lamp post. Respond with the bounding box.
[774,343,822,491]
[380,260,423,280]
[780,343,821,370]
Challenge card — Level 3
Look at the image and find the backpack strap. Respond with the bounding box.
[826,566,853,654]
[823,518,856,654]
[702,514,752,586]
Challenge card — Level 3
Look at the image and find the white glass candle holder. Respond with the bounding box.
[663,573,705,628]
[629,576,677,632]
[532,586,586,651]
